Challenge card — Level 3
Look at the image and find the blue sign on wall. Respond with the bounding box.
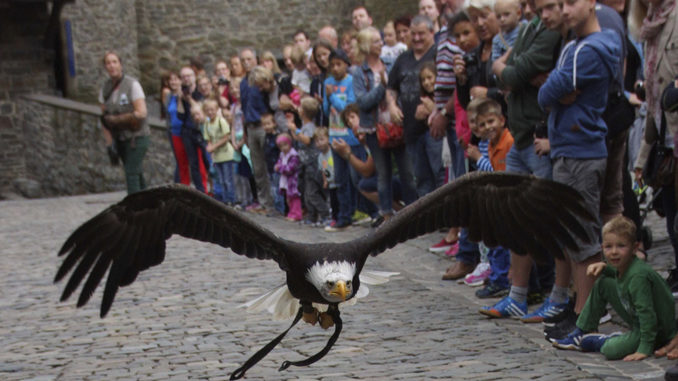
[65,20,76,77]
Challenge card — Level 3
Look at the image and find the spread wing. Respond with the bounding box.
[358,172,595,262]
[54,184,295,317]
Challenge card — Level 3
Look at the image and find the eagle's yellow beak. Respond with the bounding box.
[330,280,348,301]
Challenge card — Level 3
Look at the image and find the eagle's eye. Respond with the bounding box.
[346,280,352,286]
[325,281,333,288]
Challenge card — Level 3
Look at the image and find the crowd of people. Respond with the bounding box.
[98,0,678,376]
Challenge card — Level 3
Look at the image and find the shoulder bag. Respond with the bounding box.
[363,67,404,149]
[643,113,675,189]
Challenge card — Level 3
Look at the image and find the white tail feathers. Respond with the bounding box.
[359,270,400,285]
[239,284,299,320]
[239,270,400,320]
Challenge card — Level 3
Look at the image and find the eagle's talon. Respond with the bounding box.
[318,312,334,329]
[302,309,319,326]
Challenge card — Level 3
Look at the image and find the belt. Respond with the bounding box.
[245,122,261,128]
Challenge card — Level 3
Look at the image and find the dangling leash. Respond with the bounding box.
[279,306,342,371]
[229,305,343,380]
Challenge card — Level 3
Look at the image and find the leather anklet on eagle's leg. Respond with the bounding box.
[278,305,342,371]
[229,306,304,380]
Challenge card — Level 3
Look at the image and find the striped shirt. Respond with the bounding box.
[476,139,494,172]
[434,27,464,112]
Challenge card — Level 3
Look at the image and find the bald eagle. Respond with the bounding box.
[55,172,594,379]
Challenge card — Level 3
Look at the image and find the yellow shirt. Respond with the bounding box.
[203,116,234,163]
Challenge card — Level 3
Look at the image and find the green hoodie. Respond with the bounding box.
[498,17,561,150]
[598,258,676,355]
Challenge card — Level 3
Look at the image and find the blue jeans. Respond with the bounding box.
[366,133,418,214]
[406,131,446,197]
[358,176,402,201]
[446,125,466,180]
[506,144,555,291]
[214,161,236,203]
[268,172,286,215]
[456,228,480,266]
[505,144,553,179]
[333,145,367,225]
[211,164,225,202]
[443,130,479,266]
[487,246,510,289]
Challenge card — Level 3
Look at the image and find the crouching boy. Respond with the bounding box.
[553,216,676,361]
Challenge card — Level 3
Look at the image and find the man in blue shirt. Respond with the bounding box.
[537,0,622,339]
[240,48,275,214]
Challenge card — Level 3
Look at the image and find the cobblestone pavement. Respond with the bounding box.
[1,191,676,380]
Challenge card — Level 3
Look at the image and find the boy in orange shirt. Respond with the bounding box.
[477,98,514,172]
[472,98,517,305]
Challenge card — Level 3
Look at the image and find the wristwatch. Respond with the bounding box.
[440,107,448,118]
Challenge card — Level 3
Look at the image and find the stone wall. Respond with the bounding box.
[61,0,141,102]
[1,0,420,199]
[366,0,419,29]
[133,0,362,93]
[0,1,56,198]
[14,95,174,197]
[61,0,419,101]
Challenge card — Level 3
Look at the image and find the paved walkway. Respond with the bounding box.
[0,191,676,380]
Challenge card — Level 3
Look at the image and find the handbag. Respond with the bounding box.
[643,113,675,188]
[375,103,404,148]
[602,90,635,138]
[362,66,404,149]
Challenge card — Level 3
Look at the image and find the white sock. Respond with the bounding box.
[509,286,528,304]
[549,285,569,305]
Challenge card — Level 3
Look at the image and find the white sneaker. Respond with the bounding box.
[463,262,491,287]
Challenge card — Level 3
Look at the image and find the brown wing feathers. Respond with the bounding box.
[56,174,593,317]
[55,185,291,317]
[366,172,595,261]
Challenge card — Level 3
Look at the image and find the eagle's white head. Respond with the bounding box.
[306,261,356,303]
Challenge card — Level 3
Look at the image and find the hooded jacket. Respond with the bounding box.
[500,17,561,150]
[538,29,622,159]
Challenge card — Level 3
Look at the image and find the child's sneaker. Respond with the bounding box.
[464,262,491,287]
[579,332,621,352]
[479,296,527,318]
[475,282,509,299]
[520,297,569,323]
[544,311,578,342]
[352,210,371,225]
[316,218,333,228]
[324,221,350,232]
[543,299,575,327]
[428,238,457,253]
[552,327,585,350]
[370,215,385,228]
[245,202,261,212]
[444,241,460,257]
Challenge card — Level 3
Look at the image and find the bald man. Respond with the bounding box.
[318,25,338,48]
